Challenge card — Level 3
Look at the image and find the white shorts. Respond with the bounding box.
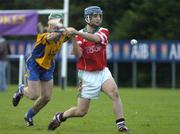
[78,67,112,99]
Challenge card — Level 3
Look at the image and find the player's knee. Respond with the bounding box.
[41,95,51,102]
[77,110,88,117]
[110,87,119,100]
[30,96,38,100]
[29,94,39,100]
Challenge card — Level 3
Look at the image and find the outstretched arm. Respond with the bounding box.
[75,31,101,43]
[66,27,101,43]
[46,27,66,41]
[71,36,82,58]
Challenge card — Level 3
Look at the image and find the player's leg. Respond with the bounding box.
[12,80,41,106]
[27,63,54,114]
[63,97,90,118]
[102,77,128,132]
[48,69,102,130]
[0,61,4,91]
[24,80,41,99]
[2,61,7,90]
[12,57,41,106]
[32,79,53,112]
[23,80,41,126]
[48,97,90,130]
[0,61,7,91]
[24,79,53,126]
[102,77,124,118]
[61,70,99,118]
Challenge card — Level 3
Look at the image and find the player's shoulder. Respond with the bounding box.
[37,33,46,38]
[99,27,109,31]
[97,27,109,36]
[36,33,47,44]
[97,27,109,34]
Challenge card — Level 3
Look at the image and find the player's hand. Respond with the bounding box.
[66,27,78,36]
[46,32,60,41]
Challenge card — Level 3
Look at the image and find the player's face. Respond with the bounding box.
[47,24,57,32]
[47,18,64,32]
[90,13,103,27]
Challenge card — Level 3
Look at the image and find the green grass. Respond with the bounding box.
[0,85,180,134]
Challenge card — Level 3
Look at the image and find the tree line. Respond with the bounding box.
[1,0,180,41]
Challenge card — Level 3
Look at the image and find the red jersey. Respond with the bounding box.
[76,26,109,71]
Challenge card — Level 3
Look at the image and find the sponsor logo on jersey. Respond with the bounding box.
[85,45,102,54]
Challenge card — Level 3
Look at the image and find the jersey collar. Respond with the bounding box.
[83,26,100,34]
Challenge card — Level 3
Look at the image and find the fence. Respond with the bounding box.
[7,40,180,88]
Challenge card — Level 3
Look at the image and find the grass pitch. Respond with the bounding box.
[0,85,180,134]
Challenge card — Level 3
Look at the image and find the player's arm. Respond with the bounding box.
[75,31,101,43]
[46,27,71,42]
[46,32,60,41]
[71,36,82,58]
[67,27,101,43]
[46,27,67,42]
[65,27,83,58]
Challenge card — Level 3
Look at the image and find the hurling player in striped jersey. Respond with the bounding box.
[48,6,129,132]
[12,13,71,127]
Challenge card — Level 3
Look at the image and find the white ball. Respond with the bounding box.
[130,39,138,45]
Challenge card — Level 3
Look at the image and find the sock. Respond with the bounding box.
[18,84,24,94]
[60,113,67,122]
[116,118,125,128]
[26,108,37,119]
[116,118,125,123]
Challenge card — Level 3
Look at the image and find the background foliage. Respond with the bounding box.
[1,0,180,40]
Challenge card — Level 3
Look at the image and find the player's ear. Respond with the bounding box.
[59,18,63,24]
[85,16,90,23]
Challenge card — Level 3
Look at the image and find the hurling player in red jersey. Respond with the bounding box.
[48,6,129,132]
